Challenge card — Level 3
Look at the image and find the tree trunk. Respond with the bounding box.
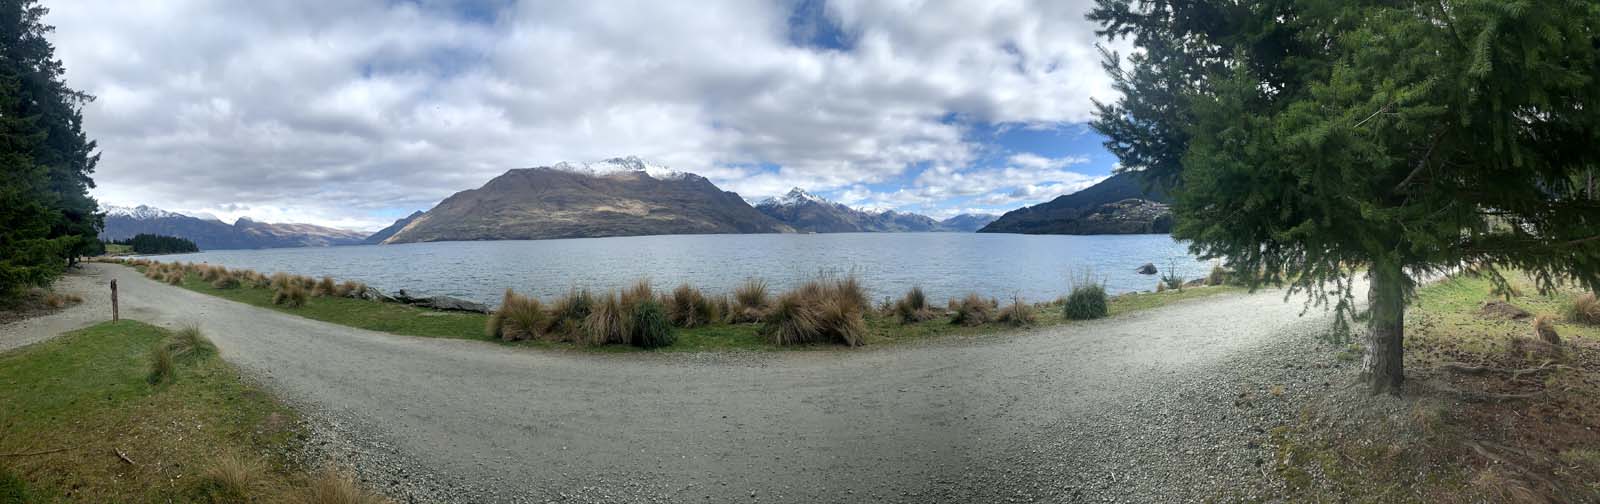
[1362,263,1406,395]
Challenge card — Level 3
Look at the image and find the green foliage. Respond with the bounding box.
[112,234,198,254]
[0,0,103,296]
[628,299,675,349]
[1090,0,1600,390]
[1064,283,1109,320]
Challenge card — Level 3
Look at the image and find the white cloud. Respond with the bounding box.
[46,0,1118,230]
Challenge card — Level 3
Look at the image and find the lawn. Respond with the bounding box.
[0,321,393,502]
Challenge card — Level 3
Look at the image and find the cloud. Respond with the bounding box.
[45,0,1118,230]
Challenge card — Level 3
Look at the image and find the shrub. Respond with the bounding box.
[1160,272,1185,292]
[272,284,308,308]
[195,453,264,502]
[147,345,174,385]
[894,286,936,324]
[732,278,770,322]
[1567,293,1600,326]
[761,275,868,346]
[951,293,997,326]
[997,296,1037,326]
[312,276,338,297]
[1064,282,1109,320]
[629,299,675,348]
[486,289,545,342]
[668,284,714,328]
[582,292,632,346]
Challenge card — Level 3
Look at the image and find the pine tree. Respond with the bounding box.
[0,0,101,297]
[1089,0,1600,394]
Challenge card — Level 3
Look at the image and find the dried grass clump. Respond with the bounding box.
[893,286,936,324]
[546,288,594,339]
[582,291,633,346]
[731,278,770,322]
[144,264,165,279]
[1206,264,1228,286]
[668,283,714,328]
[199,264,228,282]
[1534,315,1561,346]
[210,272,240,289]
[292,468,391,504]
[195,453,265,502]
[312,276,339,297]
[163,270,185,285]
[269,272,292,290]
[997,296,1037,327]
[147,345,175,385]
[485,289,546,342]
[273,284,308,308]
[1567,292,1600,326]
[761,275,868,346]
[950,293,997,326]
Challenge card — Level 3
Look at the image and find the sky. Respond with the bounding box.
[46,0,1128,232]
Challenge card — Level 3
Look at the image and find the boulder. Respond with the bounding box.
[355,286,395,303]
[1136,263,1158,275]
[413,295,490,314]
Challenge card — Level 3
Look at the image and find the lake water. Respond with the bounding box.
[157,233,1212,307]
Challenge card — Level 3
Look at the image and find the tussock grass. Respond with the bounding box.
[630,299,675,348]
[147,345,174,384]
[312,276,338,297]
[732,278,770,322]
[547,288,594,338]
[170,323,218,358]
[1206,264,1229,286]
[293,468,391,504]
[583,291,633,346]
[668,283,715,328]
[1568,293,1600,325]
[486,289,545,342]
[1533,315,1561,346]
[1064,278,1109,321]
[163,270,185,285]
[269,272,292,291]
[894,286,936,324]
[210,272,240,289]
[195,453,265,502]
[951,293,997,326]
[997,296,1037,327]
[762,275,868,346]
[273,284,309,308]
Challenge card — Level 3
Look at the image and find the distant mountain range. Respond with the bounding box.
[754,188,995,233]
[979,172,1173,235]
[101,205,367,250]
[377,157,793,244]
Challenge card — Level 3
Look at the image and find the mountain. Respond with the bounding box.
[102,205,367,250]
[363,211,424,244]
[937,213,999,232]
[978,172,1173,235]
[755,188,979,232]
[380,157,793,244]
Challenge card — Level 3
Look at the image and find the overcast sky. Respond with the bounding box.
[47,0,1125,231]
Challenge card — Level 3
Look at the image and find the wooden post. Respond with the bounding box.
[110,279,119,322]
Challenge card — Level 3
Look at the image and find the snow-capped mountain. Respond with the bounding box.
[754,188,982,233]
[550,156,688,180]
[101,205,366,250]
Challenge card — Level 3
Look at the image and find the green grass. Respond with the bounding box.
[134,264,1245,353]
[0,321,306,502]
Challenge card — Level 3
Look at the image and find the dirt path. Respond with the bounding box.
[1,263,1361,502]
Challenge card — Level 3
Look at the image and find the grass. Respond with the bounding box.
[1264,273,1600,502]
[122,261,1243,353]
[0,320,387,502]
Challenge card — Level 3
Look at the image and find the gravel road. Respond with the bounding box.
[1,263,1365,503]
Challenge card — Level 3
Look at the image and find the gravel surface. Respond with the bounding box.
[0,263,1369,503]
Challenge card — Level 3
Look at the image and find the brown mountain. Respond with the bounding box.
[381,157,793,244]
[101,205,367,249]
[978,172,1173,235]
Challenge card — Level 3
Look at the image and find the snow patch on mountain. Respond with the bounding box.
[104,204,183,220]
[550,156,688,180]
[758,187,832,208]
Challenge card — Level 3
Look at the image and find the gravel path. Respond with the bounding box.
[0,263,1363,503]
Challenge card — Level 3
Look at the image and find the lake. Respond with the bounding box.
[157,233,1213,307]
